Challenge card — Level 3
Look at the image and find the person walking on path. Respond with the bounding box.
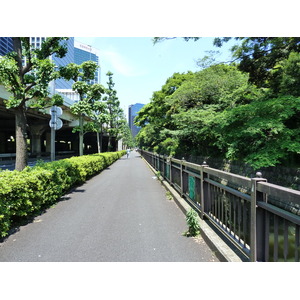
[126,148,130,158]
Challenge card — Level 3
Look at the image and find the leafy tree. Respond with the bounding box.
[169,64,251,111]
[89,100,109,153]
[135,72,193,152]
[214,37,300,87]
[216,96,300,168]
[0,37,67,170]
[136,65,260,157]
[269,51,300,97]
[117,114,135,149]
[59,61,105,156]
[103,71,123,151]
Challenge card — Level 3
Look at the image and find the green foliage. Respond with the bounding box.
[103,71,124,149]
[269,52,300,97]
[0,37,69,170]
[60,61,106,155]
[137,37,300,171]
[0,37,68,109]
[216,96,300,168]
[0,151,125,238]
[184,209,200,237]
[215,37,300,87]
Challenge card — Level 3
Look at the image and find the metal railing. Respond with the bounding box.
[140,150,300,262]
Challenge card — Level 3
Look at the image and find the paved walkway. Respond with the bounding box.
[0,151,219,262]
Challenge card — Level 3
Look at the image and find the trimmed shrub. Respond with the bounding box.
[0,151,126,237]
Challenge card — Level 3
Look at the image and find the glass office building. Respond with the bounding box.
[74,40,100,85]
[128,103,145,137]
[51,37,75,90]
[0,37,13,56]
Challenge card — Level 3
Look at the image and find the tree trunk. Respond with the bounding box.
[79,114,84,156]
[14,105,28,171]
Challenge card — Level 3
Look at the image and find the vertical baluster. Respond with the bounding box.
[274,215,279,262]
[238,196,241,243]
[200,162,209,219]
[250,173,267,262]
[242,200,247,247]
[216,186,219,223]
[295,226,299,262]
[210,185,214,217]
[212,185,216,218]
[170,158,172,184]
[233,196,237,239]
[219,188,222,224]
[265,211,270,262]
[225,193,229,233]
[220,189,223,225]
[229,194,232,234]
[283,219,289,262]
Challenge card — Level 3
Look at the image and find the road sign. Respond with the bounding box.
[50,106,62,117]
[49,118,63,130]
[49,106,63,131]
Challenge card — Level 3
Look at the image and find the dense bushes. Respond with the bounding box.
[0,151,126,238]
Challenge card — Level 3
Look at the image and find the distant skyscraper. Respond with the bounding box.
[128,103,145,137]
[0,37,13,56]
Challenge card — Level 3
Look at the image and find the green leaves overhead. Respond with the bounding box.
[215,37,300,87]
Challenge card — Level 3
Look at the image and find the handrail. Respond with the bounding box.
[140,149,300,262]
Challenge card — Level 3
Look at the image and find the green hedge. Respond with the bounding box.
[0,151,126,237]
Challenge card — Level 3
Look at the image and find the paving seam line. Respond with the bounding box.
[140,155,243,262]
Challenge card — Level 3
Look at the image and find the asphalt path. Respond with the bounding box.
[0,151,219,262]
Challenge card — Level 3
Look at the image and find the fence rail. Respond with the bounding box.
[140,150,300,262]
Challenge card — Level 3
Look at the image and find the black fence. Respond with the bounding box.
[140,150,300,262]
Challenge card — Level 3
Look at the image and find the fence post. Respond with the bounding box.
[200,161,209,220]
[250,172,267,262]
[169,156,173,183]
[162,155,166,178]
[180,157,185,197]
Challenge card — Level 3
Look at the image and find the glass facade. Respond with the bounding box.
[0,37,13,56]
[128,103,145,137]
[52,37,75,90]
[74,40,100,84]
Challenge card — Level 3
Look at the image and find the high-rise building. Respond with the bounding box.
[74,40,100,85]
[0,37,13,56]
[52,37,75,90]
[128,103,145,137]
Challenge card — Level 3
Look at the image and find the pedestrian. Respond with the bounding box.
[126,149,130,158]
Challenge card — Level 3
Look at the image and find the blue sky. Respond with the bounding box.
[75,37,236,117]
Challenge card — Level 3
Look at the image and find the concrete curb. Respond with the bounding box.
[142,156,243,262]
